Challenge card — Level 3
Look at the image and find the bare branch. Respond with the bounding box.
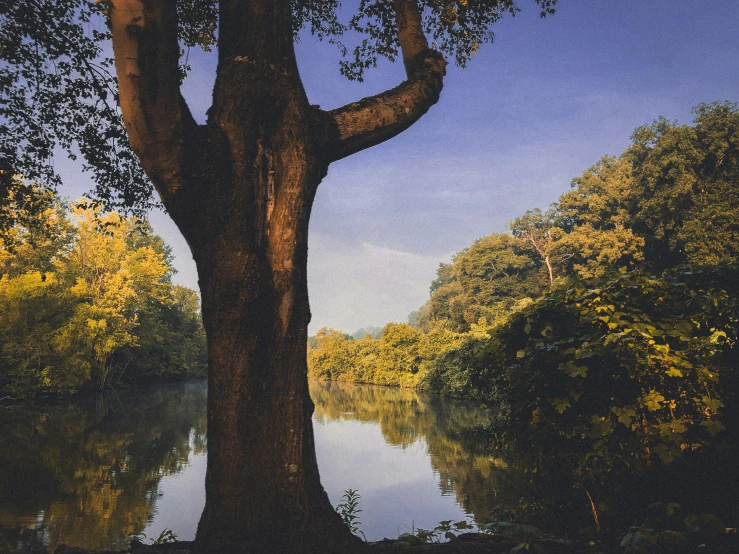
[109,0,196,202]
[327,0,446,162]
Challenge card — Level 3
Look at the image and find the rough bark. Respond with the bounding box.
[328,0,447,161]
[184,41,361,552]
[108,0,446,552]
[109,0,196,201]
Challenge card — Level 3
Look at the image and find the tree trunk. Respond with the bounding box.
[192,213,360,553]
[108,2,445,551]
[161,50,361,554]
[175,136,361,554]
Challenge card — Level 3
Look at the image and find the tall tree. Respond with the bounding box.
[2,0,560,551]
[627,103,739,269]
[551,156,644,278]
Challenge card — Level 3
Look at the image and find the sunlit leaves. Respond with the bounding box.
[0,191,206,397]
[308,322,465,389]
[415,232,547,333]
[641,390,666,412]
[627,102,739,270]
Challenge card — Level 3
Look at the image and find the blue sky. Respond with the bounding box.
[60,0,739,333]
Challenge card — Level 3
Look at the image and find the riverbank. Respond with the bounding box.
[49,528,739,554]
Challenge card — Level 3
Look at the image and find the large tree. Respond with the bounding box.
[1,0,559,551]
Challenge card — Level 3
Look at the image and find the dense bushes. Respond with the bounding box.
[442,267,739,472]
[435,266,739,532]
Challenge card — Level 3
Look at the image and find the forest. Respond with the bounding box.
[308,102,739,537]
[310,102,739,386]
[0,185,207,399]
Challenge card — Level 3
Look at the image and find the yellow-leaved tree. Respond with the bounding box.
[55,203,171,389]
[1,188,206,398]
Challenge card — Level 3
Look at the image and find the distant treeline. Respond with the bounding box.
[308,102,739,501]
[0,185,207,399]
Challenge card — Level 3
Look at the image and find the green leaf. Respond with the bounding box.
[569,365,587,378]
[551,398,571,414]
[670,420,687,434]
[658,449,674,464]
[642,391,665,412]
[700,420,725,436]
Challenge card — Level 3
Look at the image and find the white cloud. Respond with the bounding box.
[308,233,449,333]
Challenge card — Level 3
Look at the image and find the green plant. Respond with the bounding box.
[128,528,177,546]
[152,529,178,544]
[335,489,366,540]
[433,519,475,542]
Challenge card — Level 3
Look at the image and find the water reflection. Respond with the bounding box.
[0,383,206,552]
[0,381,520,551]
[310,380,520,527]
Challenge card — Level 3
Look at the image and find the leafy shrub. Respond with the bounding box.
[468,266,738,476]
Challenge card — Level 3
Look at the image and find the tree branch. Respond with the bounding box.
[109,0,196,202]
[327,0,446,162]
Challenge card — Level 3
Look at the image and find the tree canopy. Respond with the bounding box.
[404,103,739,332]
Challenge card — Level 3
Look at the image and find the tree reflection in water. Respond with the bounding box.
[0,381,526,552]
[0,383,207,552]
[310,380,523,525]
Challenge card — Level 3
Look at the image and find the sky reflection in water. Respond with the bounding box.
[0,380,516,551]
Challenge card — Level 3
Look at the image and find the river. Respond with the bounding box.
[0,380,522,552]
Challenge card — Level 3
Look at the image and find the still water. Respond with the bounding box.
[0,380,520,552]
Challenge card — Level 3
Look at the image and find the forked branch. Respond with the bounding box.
[327,0,447,161]
[109,0,196,201]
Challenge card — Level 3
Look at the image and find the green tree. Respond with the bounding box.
[307,327,355,381]
[54,204,171,388]
[417,233,546,332]
[375,323,422,386]
[0,178,75,277]
[308,322,464,390]
[0,189,79,395]
[552,156,644,278]
[627,103,739,269]
[117,284,207,383]
[510,208,561,285]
